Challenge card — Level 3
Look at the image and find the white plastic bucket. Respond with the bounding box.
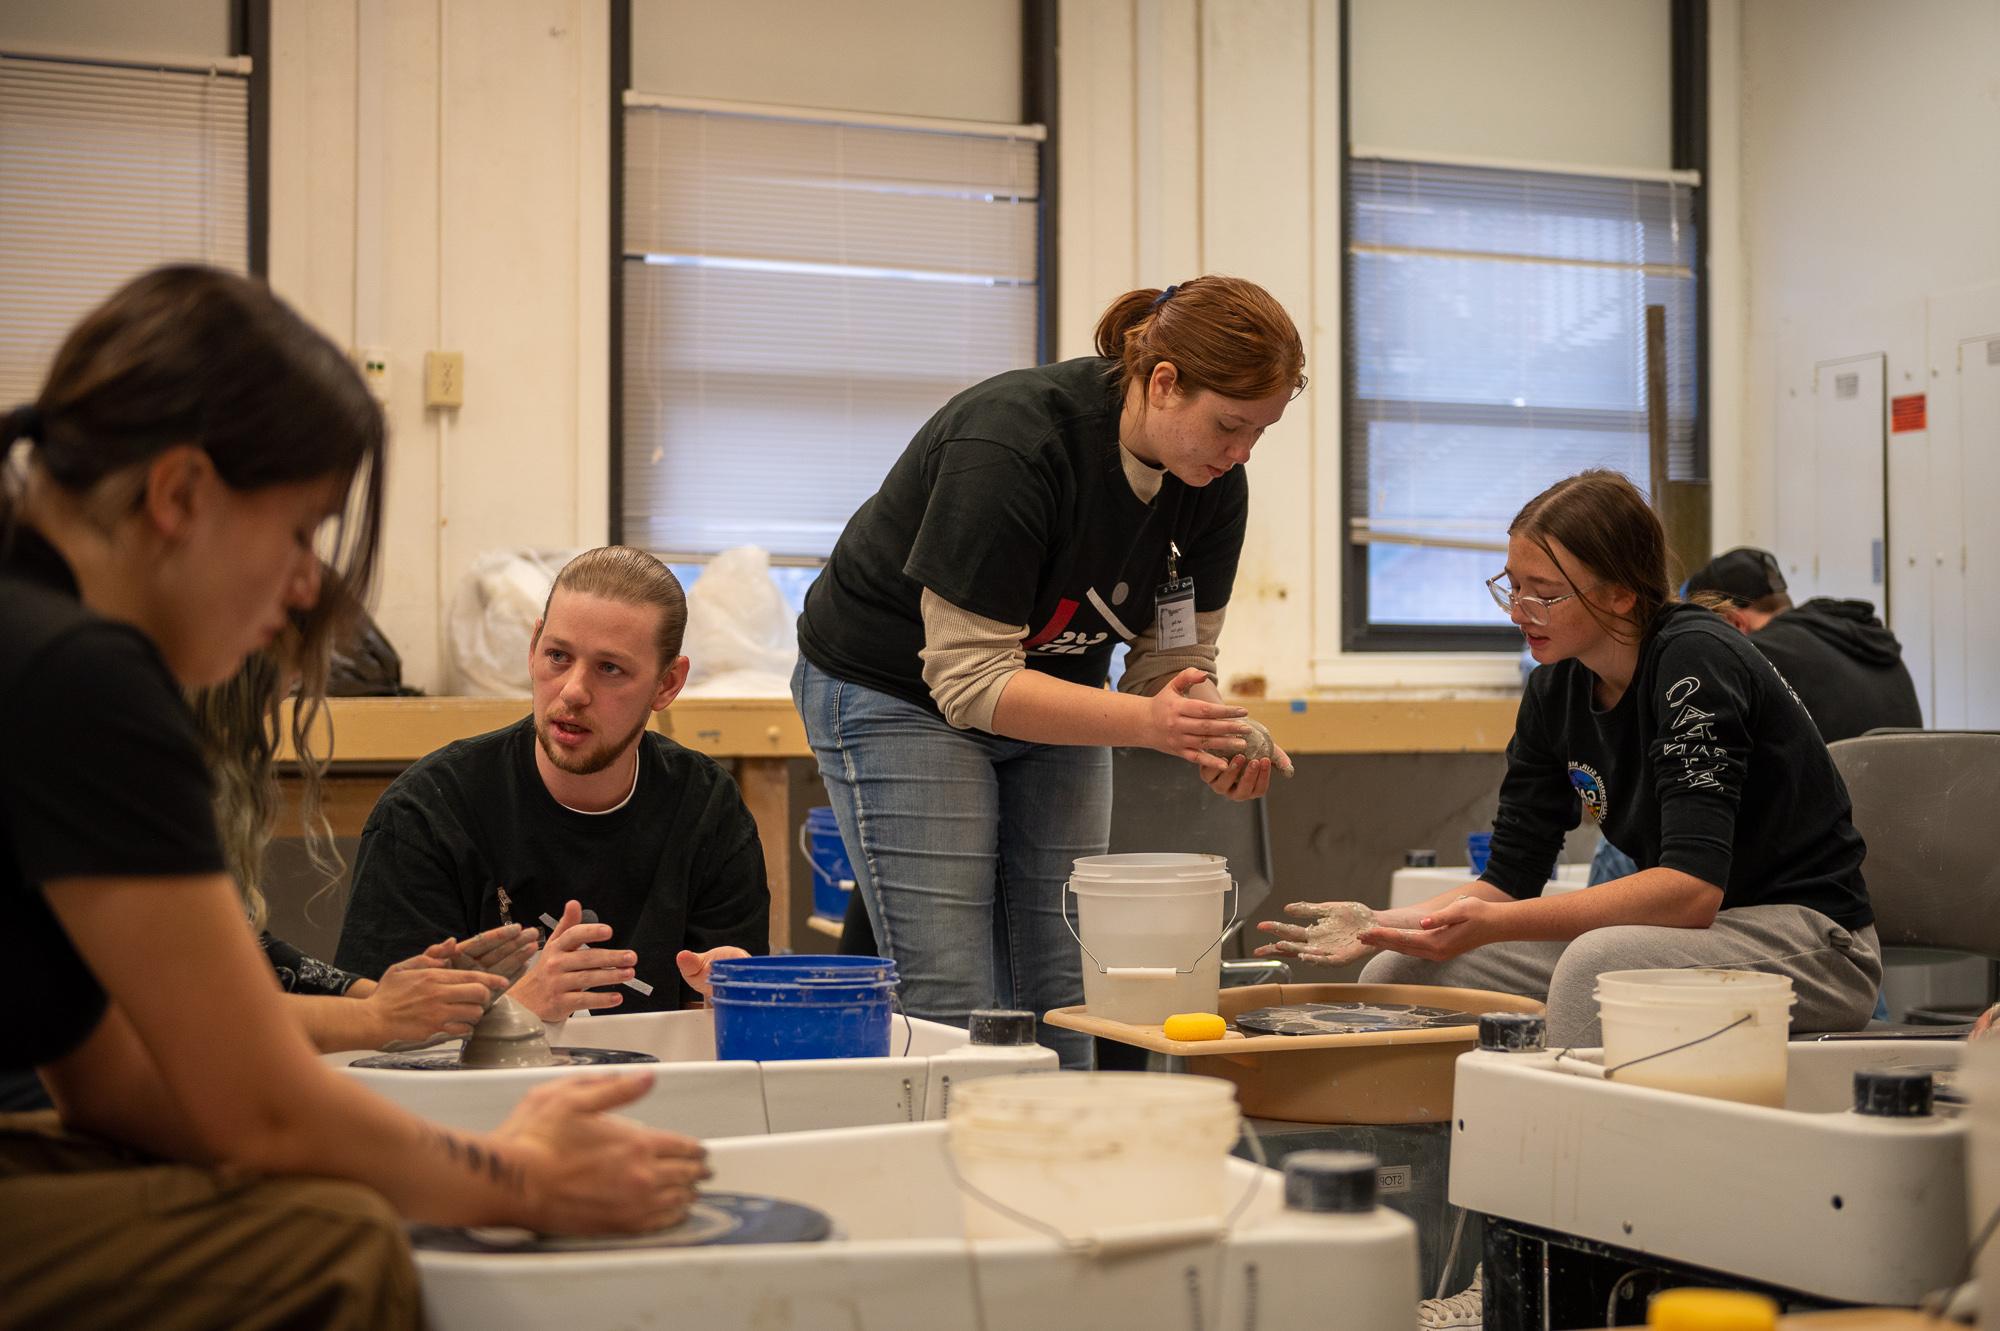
[946,1071,1241,1240]
[1962,1038,2000,1331]
[1065,853,1236,1025]
[1595,968,1795,1107]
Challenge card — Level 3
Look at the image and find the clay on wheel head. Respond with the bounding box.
[459,994,555,1068]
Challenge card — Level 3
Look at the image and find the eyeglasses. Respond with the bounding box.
[1485,572,1593,627]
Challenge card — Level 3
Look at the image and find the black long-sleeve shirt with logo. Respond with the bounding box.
[1483,603,1872,930]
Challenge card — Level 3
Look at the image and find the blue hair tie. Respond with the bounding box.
[1151,284,1179,309]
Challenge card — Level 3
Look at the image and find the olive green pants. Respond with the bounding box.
[0,1110,422,1331]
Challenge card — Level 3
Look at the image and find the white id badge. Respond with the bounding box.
[1154,575,1197,650]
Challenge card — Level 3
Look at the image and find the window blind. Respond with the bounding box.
[1344,157,1698,631]
[0,54,250,404]
[621,101,1041,557]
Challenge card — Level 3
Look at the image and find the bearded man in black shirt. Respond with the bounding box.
[336,548,768,1018]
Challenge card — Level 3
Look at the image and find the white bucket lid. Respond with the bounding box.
[1070,852,1230,895]
[1595,967,1797,1006]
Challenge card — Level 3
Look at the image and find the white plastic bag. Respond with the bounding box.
[680,546,798,696]
[446,549,576,695]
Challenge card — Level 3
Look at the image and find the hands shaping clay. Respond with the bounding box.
[1211,718,1295,776]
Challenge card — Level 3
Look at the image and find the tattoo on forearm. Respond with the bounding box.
[431,1128,525,1193]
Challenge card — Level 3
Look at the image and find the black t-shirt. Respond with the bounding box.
[1749,598,1922,744]
[0,527,225,1068]
[797,356,1249,718]
[1486,603,1872,929]
[334,718,769,1009]
[261,932,362,996]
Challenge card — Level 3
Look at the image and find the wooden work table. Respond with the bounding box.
[280,692,1519,953]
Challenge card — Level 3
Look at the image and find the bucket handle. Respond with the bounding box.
[1061,875,1240,979]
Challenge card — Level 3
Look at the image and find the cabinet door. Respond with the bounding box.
[1926,283,2000,731]
[1958,334,2000,728]
[1809,354,1888,604]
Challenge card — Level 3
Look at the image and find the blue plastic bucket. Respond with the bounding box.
[1467,831,1493,876]
[802,807,854,921]
[709,955,897,1061]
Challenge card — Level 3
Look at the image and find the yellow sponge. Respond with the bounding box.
[1647,1289,1778,1331]
[1163,1012,1227,1042]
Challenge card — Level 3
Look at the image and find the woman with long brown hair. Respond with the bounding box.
[794,276,1307,1067]
[0,267,705,1327]
[1259,469,1881,1046]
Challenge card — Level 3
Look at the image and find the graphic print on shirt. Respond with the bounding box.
[1025,589,1122,656]
[1661,674,1727,792]
[1568,762,1608,823]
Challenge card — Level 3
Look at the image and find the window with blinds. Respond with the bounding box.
[1344,157,1698,645]
[620,99,1042,558]
[0,53,250,404]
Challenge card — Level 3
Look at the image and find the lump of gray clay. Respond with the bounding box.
[459,994,555,1069]
[1211,718,1293,774]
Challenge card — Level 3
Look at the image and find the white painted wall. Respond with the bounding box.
[1349,0,1671,172]
[267,0,608,693]
[1734,0,2000,545]
[1727,0,2000,721]
[631,0,1020,122]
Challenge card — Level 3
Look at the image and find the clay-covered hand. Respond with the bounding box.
[1358,894,1501,963]
[494,1074,711,1235]
[508,899,636,1022]
[1254,900,1390,966]
[364,959,510,1046]
[1973,1003,2000,1039]
[1147,667,1251,773]
[675,946,750,999]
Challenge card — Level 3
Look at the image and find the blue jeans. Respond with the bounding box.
[792,657,1110,1068]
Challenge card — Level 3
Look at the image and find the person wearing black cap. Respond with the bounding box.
[1685,547,1922,744]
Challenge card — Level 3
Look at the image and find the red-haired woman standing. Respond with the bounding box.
[795,277,1307,1067]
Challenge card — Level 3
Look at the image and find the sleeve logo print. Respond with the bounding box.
[1567,762,1608,823]
[1662,675,1727,791]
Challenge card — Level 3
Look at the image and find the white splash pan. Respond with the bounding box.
[1451,1039,1966,1305]
[327,1008,1056,1135]
[414,1118,1420,1331]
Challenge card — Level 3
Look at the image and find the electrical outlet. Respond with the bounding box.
[424,351,465,409]
[353,347,391,402]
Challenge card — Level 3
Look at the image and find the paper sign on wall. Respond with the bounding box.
[1891,394,1927,433]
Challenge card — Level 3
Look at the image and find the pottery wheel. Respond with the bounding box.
[351,1047,659,1072]
[1232,1002,1474,1036]
[408,1193,834,1252]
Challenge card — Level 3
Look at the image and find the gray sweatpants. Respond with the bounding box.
[1358,903,1883,1047]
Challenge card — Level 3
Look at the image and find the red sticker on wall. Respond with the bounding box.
[1891,394,1927,433]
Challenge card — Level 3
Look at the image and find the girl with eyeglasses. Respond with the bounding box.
[1259,469,1880,1046]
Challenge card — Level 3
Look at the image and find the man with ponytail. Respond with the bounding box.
[794,276,1306,1067]
[1261,470,1880,1048]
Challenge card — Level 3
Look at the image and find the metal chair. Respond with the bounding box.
[1821,731,2000,1036]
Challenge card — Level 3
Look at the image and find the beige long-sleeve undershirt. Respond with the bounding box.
[918,443,1228,732]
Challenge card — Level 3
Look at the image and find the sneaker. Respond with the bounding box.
[1418,1263,1483,1330]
